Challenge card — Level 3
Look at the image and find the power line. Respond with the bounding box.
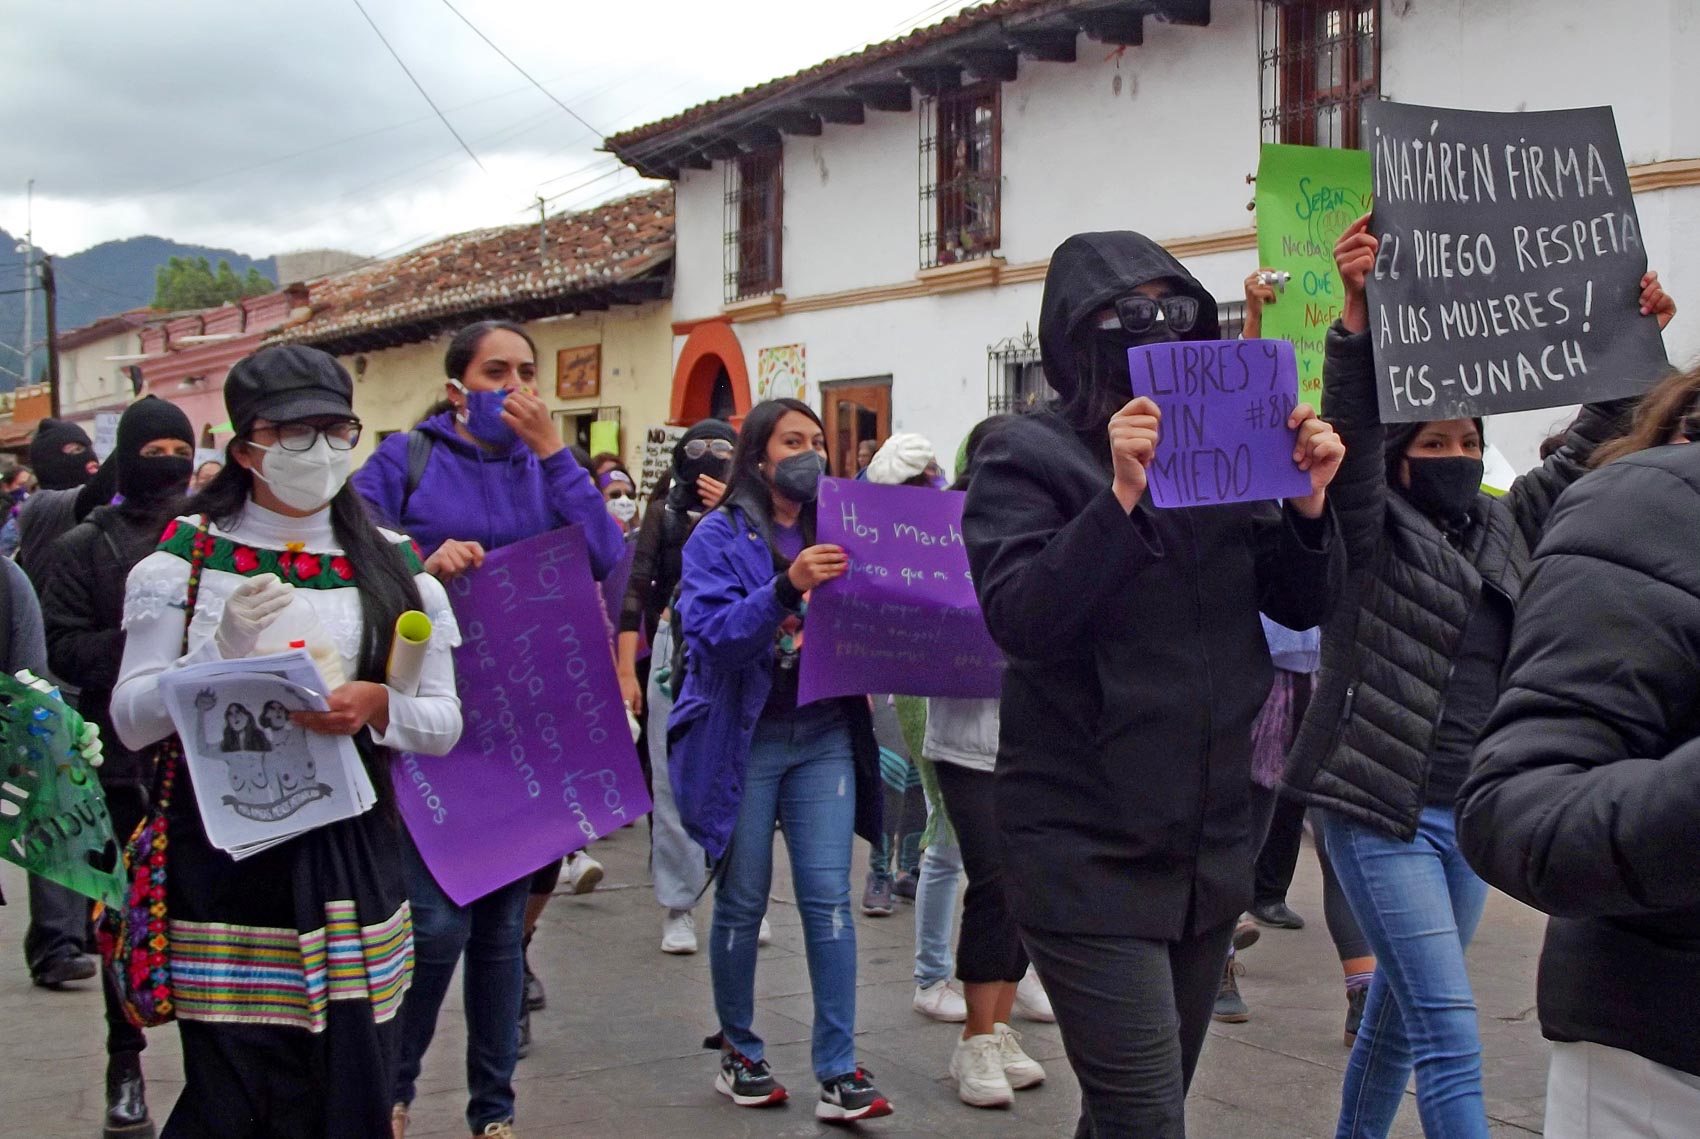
[436,0,605,138]
[349,0,487,174]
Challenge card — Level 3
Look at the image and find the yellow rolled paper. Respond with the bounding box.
[387,610,433,697]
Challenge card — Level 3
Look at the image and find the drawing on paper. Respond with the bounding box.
[757,344,807,403]
[192,685,332,823]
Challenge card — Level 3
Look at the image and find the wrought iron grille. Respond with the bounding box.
[987,329,1052,415]
[920,83,1002,269]
[1258,0,1380,149]
[723,149,783,302]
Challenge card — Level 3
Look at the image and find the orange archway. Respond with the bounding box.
[670,320,752,425]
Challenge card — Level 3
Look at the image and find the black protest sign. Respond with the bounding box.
[1364,102,1667,422]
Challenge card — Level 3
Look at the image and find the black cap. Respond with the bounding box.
[224,345,355,435]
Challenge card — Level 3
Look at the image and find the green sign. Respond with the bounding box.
[1255,144,1374,410]
[0,675,124,909]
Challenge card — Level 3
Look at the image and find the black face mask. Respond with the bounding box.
[769,451,825,505]
[1401,456,1483,527]
[679,453,730,495]
[121,456,194,507]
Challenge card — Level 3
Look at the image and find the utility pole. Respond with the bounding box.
[537,196,548,263]
[40,255,59,419]
[20,179,33,383]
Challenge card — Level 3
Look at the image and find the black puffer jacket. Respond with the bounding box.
[964,232,1344,940]
[1282,325,1628,839]
[1460,442,1700,1077]
[40,504,170,790]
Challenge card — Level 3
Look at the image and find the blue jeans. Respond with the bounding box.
[394,832,530,1131]
[711,705,858,1082]
[1320,805,1490,1139]
[912,807,962,987]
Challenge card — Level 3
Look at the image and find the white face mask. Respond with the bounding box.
[606,496,638,524]
[247,436,353,513]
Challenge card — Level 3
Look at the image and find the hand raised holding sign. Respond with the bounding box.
[1335,212,1376,335]
[1640,271,1676,329]
[788,544,849,592]
[1286,404,1345,519]
[1109,397,1163,513]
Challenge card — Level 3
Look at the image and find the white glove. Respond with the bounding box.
[214,573,296,660]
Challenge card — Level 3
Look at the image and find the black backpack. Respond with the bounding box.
[398,429,435,521]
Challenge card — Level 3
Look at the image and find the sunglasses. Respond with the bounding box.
[606,489,635,500]
[1096,295,1201,336]
[682,438,735,460]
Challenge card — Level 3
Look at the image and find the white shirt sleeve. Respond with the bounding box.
[371,572,464,756]
[111,551,224,751]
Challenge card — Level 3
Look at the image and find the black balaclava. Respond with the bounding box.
[667,419,738,513]
[28,418,99,490]
[1038,232,1220,455]
[1384,417,1487,533]
[115,396,196,509]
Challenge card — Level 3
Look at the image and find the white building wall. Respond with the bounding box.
[671,0,1698,473]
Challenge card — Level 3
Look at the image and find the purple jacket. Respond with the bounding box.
[353,412,624,579]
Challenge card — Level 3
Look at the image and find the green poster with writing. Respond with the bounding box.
[1255,144,1374,410]
[0,674,124,909]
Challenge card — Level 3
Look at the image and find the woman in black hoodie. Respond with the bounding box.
[963,231,1346,1138]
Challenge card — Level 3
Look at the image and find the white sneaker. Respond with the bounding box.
[949,1033,1014,1108]
[565,850,604,894]
[993,1022,1046,1089]
[758,916,773,947]
[661,909,697,955]
[912,980,968,1023]
[1014,966,1055,1023]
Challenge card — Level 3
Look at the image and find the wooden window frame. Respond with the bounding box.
[723,148,783,302]
[1260,0,1380,149]
[920,83,1002,269]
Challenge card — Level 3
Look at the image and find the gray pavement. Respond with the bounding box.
[0,826,1551,1137]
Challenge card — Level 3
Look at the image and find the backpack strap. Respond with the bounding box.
[399,430,435,521]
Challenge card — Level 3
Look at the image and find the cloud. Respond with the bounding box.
[0,0,957,257]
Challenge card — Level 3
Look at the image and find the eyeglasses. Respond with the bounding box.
[1097,295,1201,336]
[681,438,735,460]
[251,420,363,452]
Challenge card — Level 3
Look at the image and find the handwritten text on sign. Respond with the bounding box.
[1127,339,1313,509]
[392,526,651,906]
[797,479,1003,703]
[1364,102,1667,422]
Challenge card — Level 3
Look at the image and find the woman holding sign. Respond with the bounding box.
[963,231,1346,1138]
[110,346,464,1139]
[353,319,624,1139]
[669,398,893,1122]
[1281,216,1674,1139]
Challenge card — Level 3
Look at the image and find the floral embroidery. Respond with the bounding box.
[232,546,260,573]
[155,522,424,588]
[331,557,354,581]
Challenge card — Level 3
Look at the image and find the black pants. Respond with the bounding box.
[933,762,1028,984]
[24,873,86,973]
[1022,919,1235,1139]
[1252,796,1308,907]
[102,785,148,1057]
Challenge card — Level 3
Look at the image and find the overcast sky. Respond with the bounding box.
[0,0,972,259]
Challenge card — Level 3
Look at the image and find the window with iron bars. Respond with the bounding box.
[987,329,1052,415]
[921,83,1001,270]
[1258,0,1380,149]
[723,149,783,302]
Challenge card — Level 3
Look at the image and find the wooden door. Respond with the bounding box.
[820,379,891,478]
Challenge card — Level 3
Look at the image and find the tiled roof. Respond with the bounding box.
[55,308,155,352]
[269,188,674,352]
[606,0,1055,152]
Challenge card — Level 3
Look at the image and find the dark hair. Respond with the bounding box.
[221,704,270,753]
[1591,366,1700,467]
[952,414,1017,492]
[443,320,537,383]
[172,448,425,691]
[723,398,826,527]
[590,451,622,473]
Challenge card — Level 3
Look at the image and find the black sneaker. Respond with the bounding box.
[1344,984,1368,1048]
[713,1043,788,1107]
[816,1067,893,1122]
[31,954,97,989]
[1249,900,1306,930]
[523,961,545,1012]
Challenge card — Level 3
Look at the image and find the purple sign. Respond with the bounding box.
[798,478,1003,704]
[1127,338,1313,508]
[392,527,651,905]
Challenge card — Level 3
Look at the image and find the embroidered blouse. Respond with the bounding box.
[112,503,463,757]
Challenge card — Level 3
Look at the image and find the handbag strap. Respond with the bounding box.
[153,515,212,813]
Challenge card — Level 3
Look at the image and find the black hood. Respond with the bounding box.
[1039,231,1220,401]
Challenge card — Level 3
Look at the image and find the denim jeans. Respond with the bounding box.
[393,832,530,1131]
[648,620,708,911]
[1320,805,1490,1139]
[711,704,858,1082]
[911,807,962,987]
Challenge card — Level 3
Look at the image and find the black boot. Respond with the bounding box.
[103,1050,154,1139]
